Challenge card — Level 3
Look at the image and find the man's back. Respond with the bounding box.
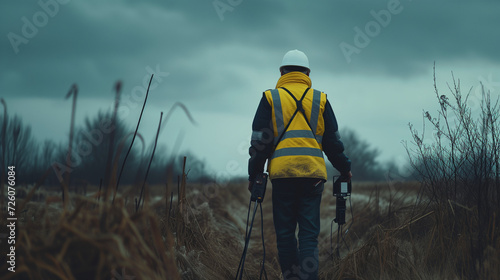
[263,71,328,180]
[248,49,351,280]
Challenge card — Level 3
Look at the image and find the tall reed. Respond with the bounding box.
[63,84,78,210]
[1,98,7,211]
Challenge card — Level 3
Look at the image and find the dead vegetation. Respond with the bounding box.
[1,71,499,279]
[1,171,499,280]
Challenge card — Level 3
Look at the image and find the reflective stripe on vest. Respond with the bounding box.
[270,88,323,158]
[310,89,321,135]
[272,147,324,159]
[270,89,285,141]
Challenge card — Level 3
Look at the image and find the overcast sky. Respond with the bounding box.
[1,0,500,181]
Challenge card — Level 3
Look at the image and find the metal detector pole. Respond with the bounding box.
[235,173,268,280]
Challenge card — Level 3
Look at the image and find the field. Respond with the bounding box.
[1,174,498,280]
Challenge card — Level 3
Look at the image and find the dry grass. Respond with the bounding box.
[1,178,498,279]
[0,194,179,280]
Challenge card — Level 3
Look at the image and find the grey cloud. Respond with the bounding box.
[272,1,500,76]
[1,0,499,103]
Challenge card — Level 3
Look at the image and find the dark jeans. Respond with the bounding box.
[272,178,324,280]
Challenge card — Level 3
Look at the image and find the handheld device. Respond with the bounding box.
[251,173,268,203]
[330,175,353,259]
[333,176,351,225]
[333,175,352,197]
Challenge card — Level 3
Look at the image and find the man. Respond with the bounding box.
[248,49,352,279]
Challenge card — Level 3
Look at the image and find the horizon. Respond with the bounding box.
[2,0,499,182]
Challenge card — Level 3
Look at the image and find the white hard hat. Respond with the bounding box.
[280,49,310,70]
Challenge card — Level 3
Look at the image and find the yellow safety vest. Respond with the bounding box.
[264,82,328,180]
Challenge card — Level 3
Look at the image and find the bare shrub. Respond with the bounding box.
[405,66,500,278]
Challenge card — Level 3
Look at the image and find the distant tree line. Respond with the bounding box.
[325,128,407,182]
[0,105,407,195]
[0,109,208,192]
